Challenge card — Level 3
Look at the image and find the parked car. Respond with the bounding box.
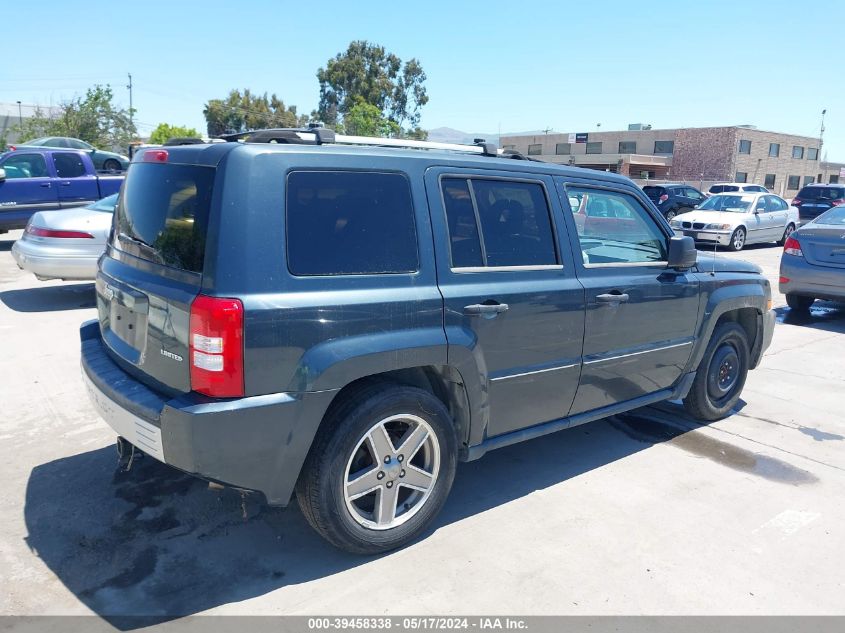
[779,204,845,311]
[81,129,775,554]
[12,137,129,171]
[642,183,707,220]
[707,182,769,196]
[11,193,117,281]
[670,192,798,251]
[790,183,845,226]
[0,149,124,232]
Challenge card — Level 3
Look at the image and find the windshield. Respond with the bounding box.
[814,206,845,225]
[798,186,845,200]
[698,194,754,212]
[87,193,119,213]
[113,163,214,272]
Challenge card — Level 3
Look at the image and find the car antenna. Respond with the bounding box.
[711,241,717,276]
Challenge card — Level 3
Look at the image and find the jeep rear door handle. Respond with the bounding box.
[596,292,629,304]
[464,303,509,316]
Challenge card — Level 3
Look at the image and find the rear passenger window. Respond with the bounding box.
[53,152,87,178]
[286,171,418,276]
[441,178,558,268]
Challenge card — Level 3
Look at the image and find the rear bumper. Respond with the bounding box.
[12,239,99,280]
[779,255,845,301]
[80,320,336,505]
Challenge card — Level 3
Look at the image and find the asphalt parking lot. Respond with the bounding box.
[2,231,844,620]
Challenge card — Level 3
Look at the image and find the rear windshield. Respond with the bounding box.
[113,163,214,272]
[709,185,739,193]
[642,186,665,198]
[797,186,845,200]
[815,207,845,225]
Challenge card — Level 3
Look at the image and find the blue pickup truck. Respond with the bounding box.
[0,148,124,232]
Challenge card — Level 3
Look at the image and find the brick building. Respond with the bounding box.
[501,125,843,197]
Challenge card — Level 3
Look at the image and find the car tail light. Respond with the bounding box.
[9,145,16,151]
[829,199,845,207]
[783,236,803,257]
[142,149,168,162]
[659,194,668,203]
[25,225,94,239]
[792,198,802,206]
[189,295,244,398]
[779,276,790,284]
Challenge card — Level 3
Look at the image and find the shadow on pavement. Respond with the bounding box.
[775,301,845,333]
[0,282,95,312]
[0,238,14,252]
[25,416,687,627]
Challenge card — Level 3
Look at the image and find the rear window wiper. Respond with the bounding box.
[117,233,165,265]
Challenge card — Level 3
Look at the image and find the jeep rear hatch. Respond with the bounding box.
[97,157,232,397]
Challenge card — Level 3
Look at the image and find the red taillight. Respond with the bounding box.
[783,236,803,257]
[9,145,16,151]
[829,199,845,207]
[25,225,94,239]
[779,276,790,284]
[659,194,669,203]
[142,149,169,162]
[189,295,244,398]
[792,198,802,206]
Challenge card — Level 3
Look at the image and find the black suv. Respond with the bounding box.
[642,183,707,220]
[791,183,845,225]
[81,129,775,553]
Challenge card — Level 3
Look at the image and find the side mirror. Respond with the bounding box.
[667,236,697,270]
[0,168,5,181]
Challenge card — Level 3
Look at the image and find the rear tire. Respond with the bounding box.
[728,227,746,251]
[296,382,458,554]
[103,159,121,171]
[786,294,814,311]
[777,223,796,246]
[683,322,750,421]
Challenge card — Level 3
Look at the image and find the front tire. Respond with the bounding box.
[683,322,750,421]
[786,293,814,311]
[665,210,677,221]
[728,227,746,251]
[296,382,458,554]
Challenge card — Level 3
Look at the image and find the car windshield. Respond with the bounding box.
[697,194,754,212]
[709,185,740,194]
[814,206,845,225]
[798,186,845,200]
[24,137,49,146]
[87,193,119,213]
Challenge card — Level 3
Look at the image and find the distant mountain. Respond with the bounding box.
[427,127,551,145]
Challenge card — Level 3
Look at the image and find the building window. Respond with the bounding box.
[618,141,636,153]
[502,144,516,150]
[653,140,674,154]
[555,143,571,155]
[803,176,815,186]
[787,175,800,190]
[769,143,780,157]
[808,148,819,160]
[764,174,776,189]
[735,172,748,183]
[585,142,602,154]
[527,144,542,156]
[792,146,804,159]
[738,140,751,154]
[830,175,840,184]
[640,170,656,179]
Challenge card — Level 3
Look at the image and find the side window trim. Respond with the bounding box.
[438,173,563,272]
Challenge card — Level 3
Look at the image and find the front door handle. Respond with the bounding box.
[464,302,509,316]
[596,292,629,304]
[40,183,51,188]
[59,181,72,186]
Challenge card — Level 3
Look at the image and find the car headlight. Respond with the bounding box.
[670,220,682,228]
[704,223,732,230]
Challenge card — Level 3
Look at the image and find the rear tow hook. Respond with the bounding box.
[116,436,143,472]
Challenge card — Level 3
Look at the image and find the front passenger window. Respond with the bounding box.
[567,187,667,265]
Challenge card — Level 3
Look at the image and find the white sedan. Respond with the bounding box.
[11,193,117,281]
[669,192,799,251]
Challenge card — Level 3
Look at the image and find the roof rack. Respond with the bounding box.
[212,125,516,158]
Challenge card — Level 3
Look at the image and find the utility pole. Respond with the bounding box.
[16,100,22,126]
[126,73,134,129]
[819,108,826,153]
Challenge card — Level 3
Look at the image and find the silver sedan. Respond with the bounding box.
[11,194,117,281]
[779,205,845,311]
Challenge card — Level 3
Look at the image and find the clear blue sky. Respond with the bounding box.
[4,0,845,159]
